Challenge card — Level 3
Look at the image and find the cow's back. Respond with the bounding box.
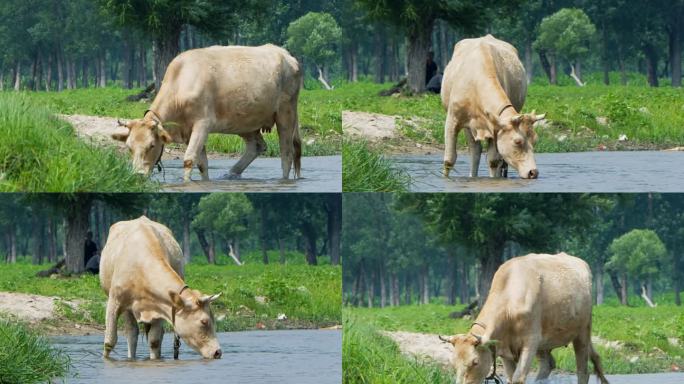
[100,216,184,296]
[442,35,526,111]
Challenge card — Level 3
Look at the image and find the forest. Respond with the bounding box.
[0,193,341,272]
[1,1,681,93]
[342,193,684,308]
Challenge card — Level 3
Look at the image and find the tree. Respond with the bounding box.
[286,12,342,90]
[534,8,596,86]
[607,229,669,307]
[99,0,267,91]
[356,0,511,93]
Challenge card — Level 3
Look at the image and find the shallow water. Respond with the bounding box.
[51,329,341,384]
[522,372,683,383]
[153,156,342,192]
[393,151,684,192]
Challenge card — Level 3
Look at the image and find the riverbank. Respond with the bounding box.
[343,303,684,382]
[0,263,341,335]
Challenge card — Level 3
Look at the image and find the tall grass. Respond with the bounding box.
[0,94,155,192]
[0,262,341,332]
[19,86,342,156]
[342,141,410,192]
[0,320,70,384]
[343,314,452,384]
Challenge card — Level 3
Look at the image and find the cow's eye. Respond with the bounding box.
[201,319,208,326]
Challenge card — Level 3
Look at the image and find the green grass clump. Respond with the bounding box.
[348,301,684,374]
[0,261,341,332]
[343,313,452,384]
[337,76,684,151]
[0,93,155,192]
[0,320,70,383]
[19,87,342,156]
[342,141,410,192]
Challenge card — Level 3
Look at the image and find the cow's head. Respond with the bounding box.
[496,112,545,179]
[112,119,172,176]
[169,289,222,359]
[442,334,496,384]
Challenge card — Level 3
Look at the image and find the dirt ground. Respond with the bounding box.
[382,330,454,367]
[0,291,102,336]
[58,114,228,160]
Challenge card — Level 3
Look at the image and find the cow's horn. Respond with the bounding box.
[438,335,452,344]
[472,334,482,346]
[535,113,547,121]
[117,119,126,127]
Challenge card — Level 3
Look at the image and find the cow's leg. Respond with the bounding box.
[464,128,481,177]
[486,138,505,178]
[123,311,139,359]
[536,350,556,381]
[183,120,211,182]
[226,131,266,179]
[443,112,459,177]
[148,318,164,360]
[276,104,297,179]
[197,145,210,181]
[511,343,538,384]
[502,357,517,383]
[103,297,120,358]
[573,337,591,384]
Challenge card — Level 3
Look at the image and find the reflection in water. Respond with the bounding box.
[51,330,341,384]
[153,156,342,192]
[394,151,684,192]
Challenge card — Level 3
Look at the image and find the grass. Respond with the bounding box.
[0,320,70,384]
[0,260,341,332]
[336,75,684,152]
[0,93,155,192]
[343,316,452,384]
[17,85,342,156]
[342,140,410,192]
[345,299,684,378]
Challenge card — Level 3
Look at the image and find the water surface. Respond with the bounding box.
[52,330,341,384]
[393,151,684,192]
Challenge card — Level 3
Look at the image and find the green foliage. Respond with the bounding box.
[286,12,342,68]
[0,263,341,332]
[0,93,155,192]
[0,320,71,384]
[535,8,597,62]
[607,229,669,281]
[193,194,253,242]
[343,313,452,384]
[342,141,410,192]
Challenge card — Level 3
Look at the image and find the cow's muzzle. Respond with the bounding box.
[213,349,222,359]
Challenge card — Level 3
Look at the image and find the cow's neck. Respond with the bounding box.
[139,263,189,324]
[478,76,517,131]
[471,296,503,342]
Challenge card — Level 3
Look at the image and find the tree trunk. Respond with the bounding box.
[524,39,533,84]
[123,37,133,89]
[81,58,88,88]
[260,207,269,265]
[406,21,433,93]
[327,194,341,265]
[195,230,214,264]
[45,52,52,91]
[153,29,181,92]
[446,248,456,305]
[8,224,17,263]
[373,25,386,83]
[570,63,585,86]
[379,263,386,308]
[549,54,557,85]
[66,58,73,90]
[13,61,21,91]
[30,52,38,91]
[302,222,317,265]
[46,218,57,263]
[619,273,629,305]
[316,65,333,90]
[671,17,682,87]
[182,215,191,263]
[421,264,429,304]
[644,44,659,87]
[404,273,411,305]
[366,268,374,308]
[595,262,604,305]
[65,198,92,274]
[478,242,504,307]
[538,49,552,84]
[391,273,400,306]
[350,43,358,82]
[439,20,450,70]
[458,257,468,305]
[641,283,655,307]
[32,218,44,264]
[98,52,106,88]
[208,233,216,264]
[57,49,64,92]
[139,44,147,87]
[0,67,4,91]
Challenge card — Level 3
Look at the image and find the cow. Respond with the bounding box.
[112,44,302,182]
[440,253,609,384]
[100,216,222,360]
[441,35,545,179]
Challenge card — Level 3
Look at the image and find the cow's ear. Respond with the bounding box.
[169,290,187,311]
[535,113,547,121]
[200,293,221,306]
[111,131,129,142]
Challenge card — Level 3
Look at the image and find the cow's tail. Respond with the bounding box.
[293,113,302,179]
[590,343,610,384]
